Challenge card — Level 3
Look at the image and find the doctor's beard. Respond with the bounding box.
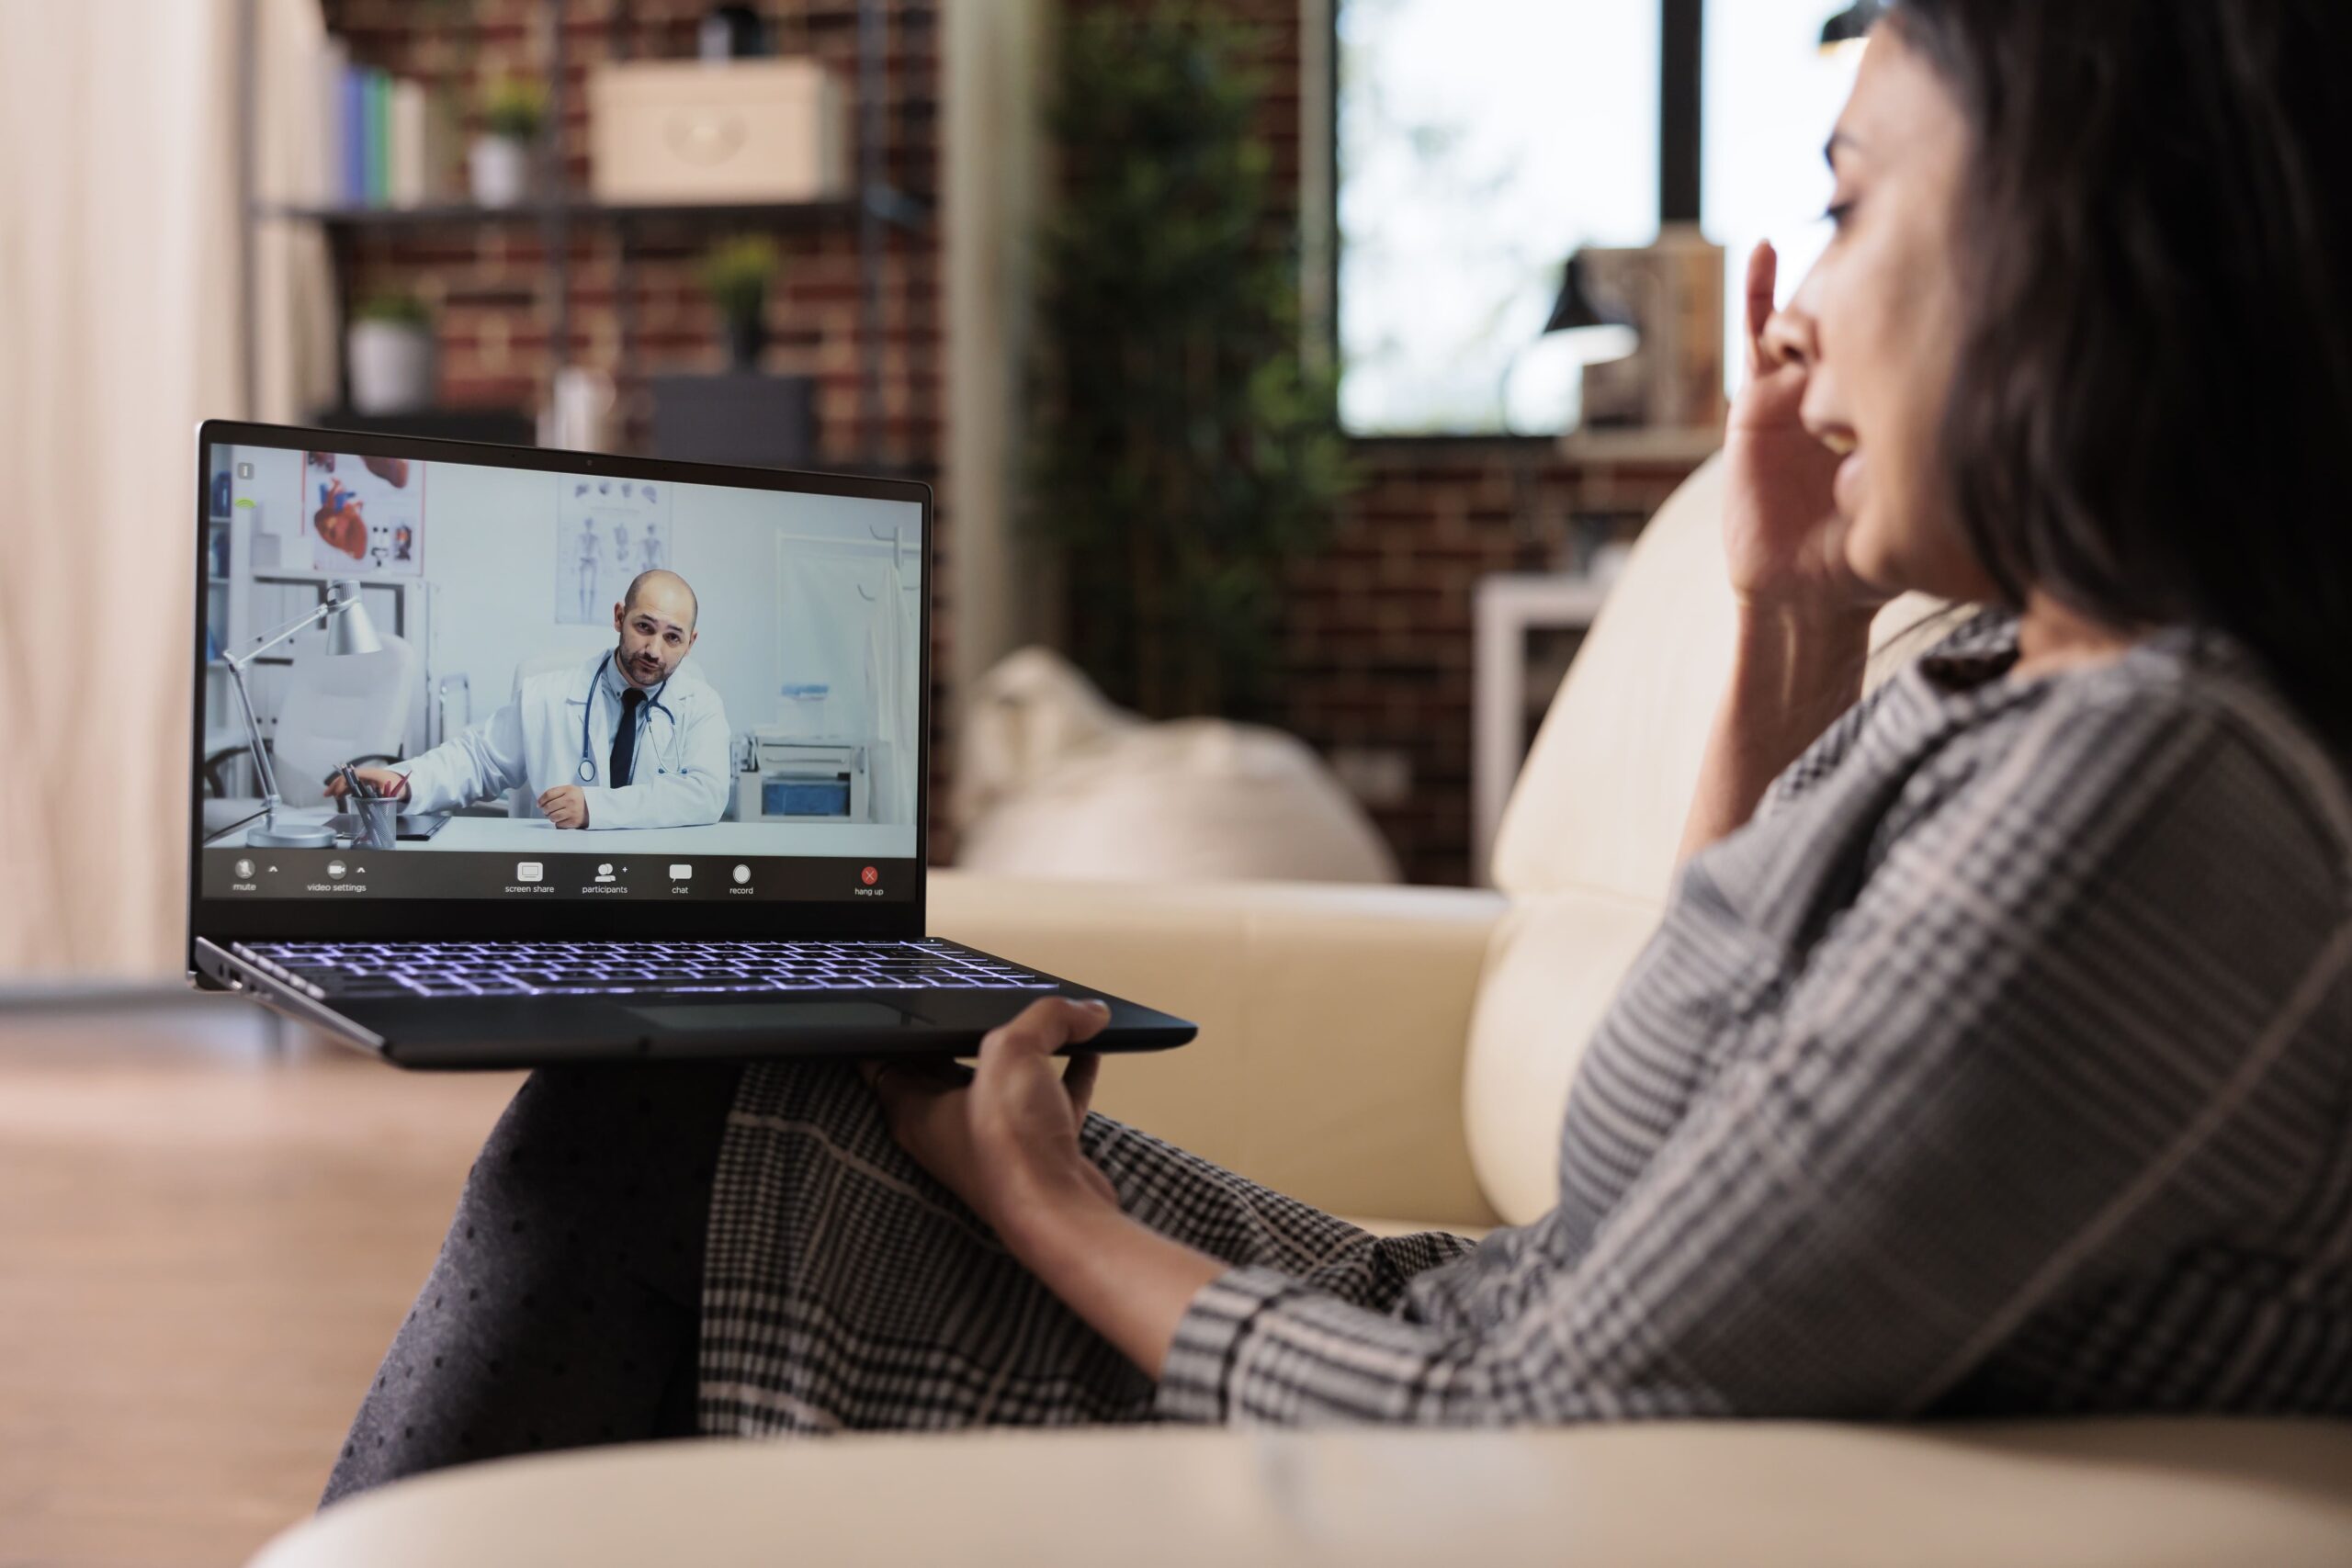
[618,641,673,687]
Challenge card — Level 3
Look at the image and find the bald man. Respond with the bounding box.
[328,570,733,830]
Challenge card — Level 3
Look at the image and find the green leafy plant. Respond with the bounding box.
[697,235,782,324]
[480,75,548,141]
[1028,4,1348,719]
[351,291,432,330]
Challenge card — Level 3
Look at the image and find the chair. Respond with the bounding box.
[260,630,419,808]
[248,460,2352,1566]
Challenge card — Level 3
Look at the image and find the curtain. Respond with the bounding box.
[774,547,922,829]
[0,0,331,979]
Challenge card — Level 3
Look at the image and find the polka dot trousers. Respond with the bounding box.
[320,1062,743,1507]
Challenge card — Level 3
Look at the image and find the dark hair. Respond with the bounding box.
[1889,0,2352,744]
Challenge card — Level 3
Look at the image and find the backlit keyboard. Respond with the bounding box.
[232,939,1057,1001]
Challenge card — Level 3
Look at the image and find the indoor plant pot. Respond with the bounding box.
[345,293,435,413]
[468,136,532,208]
[700,235,781,371]
[469,77,546,209]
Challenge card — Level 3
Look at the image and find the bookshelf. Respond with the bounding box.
[229,0,929,463]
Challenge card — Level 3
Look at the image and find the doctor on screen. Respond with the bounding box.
[326,570,731,829]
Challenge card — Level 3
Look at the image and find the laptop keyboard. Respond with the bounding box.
[232,939,1057,1001]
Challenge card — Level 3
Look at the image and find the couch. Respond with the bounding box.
[249,459,2352,1566]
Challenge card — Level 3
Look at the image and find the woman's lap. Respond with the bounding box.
[326,1056,1477,1502]
[702,1061,1474,1437]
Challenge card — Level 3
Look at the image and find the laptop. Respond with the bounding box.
[186,420,1196,1068]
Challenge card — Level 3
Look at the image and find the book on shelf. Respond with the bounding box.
[338,64,367,203]
[305,40,453,209]
[389,80,425,207]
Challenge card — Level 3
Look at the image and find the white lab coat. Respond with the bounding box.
[398,650,732,829]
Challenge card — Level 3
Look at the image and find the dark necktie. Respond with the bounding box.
[609,686,644,788]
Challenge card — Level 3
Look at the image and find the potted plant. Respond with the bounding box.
[699,235,782,370]
[1028,7,1348,718]
[345,291,435,414]
[469,75,547,208]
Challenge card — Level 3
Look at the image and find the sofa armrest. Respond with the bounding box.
[258,1421,2352,1568]
[929,870,1507,1229]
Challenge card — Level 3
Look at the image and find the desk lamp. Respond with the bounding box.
[1500,250,1640,434]
[223,579,382,848]
[1543,250,1634,339]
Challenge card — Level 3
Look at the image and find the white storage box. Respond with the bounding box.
[588,59,851,205]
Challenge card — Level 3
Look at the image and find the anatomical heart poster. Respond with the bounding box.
[300,449,426,578]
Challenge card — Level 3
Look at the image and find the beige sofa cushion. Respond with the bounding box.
[1464,456,1951,1222]
[1491,458,1745,908]
[254,1421,2352,1568]
[931,871,1505,1229]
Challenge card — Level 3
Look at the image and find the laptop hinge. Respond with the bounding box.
[192,935,388,1053]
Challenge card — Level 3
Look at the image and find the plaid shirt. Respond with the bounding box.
[1158,614,2352,1425]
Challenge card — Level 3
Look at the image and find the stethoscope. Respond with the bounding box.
[576,653,675,784]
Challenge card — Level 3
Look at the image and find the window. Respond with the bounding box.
[1336,0,1658,436]
[1334,1,1862,437]
[1702,1,1866,377]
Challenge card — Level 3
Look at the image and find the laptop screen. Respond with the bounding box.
[195,431,923,910]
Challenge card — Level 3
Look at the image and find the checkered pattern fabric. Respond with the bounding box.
[699,1066,1474,1433]
[703,613,2352,1433]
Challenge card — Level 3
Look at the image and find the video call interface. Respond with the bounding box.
[197,440,923,904]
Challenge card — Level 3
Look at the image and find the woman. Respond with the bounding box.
[325,0,2351,1499]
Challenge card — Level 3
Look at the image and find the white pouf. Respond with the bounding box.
[954,648,1399,886]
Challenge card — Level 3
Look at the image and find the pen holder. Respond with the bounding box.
[352,795,402,851]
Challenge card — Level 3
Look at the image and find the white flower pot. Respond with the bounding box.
[469,135,532,209]
[346,321,435,414]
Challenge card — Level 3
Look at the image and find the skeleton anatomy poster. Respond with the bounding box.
[555,472,673,625]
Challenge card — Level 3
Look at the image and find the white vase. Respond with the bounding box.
[469,135,532,209]
[346,321,435,414]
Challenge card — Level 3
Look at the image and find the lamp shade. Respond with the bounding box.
[1542,252,1632,335]
[323,580,383,656]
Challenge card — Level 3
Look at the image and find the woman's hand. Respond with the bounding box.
[865,997,1227,1382]
[1722,242,1886,625]
[863,998,1119,1246]
[1679,244,1887,862]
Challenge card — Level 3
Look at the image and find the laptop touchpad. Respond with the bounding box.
[630,1001,926,1032]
